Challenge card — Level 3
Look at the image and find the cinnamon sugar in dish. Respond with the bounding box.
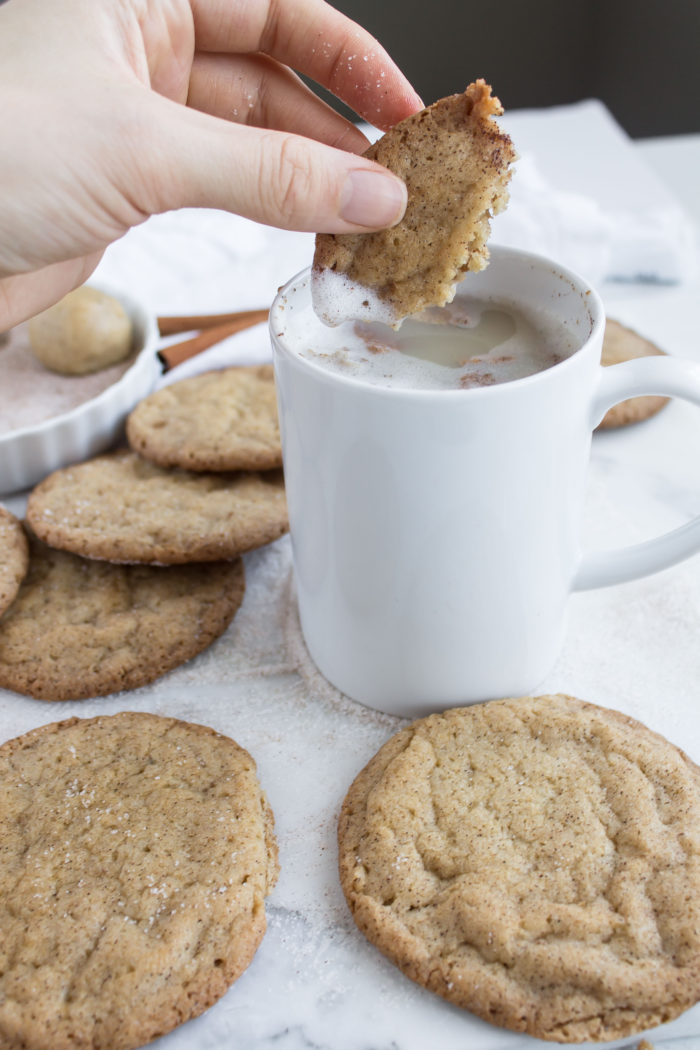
[0,323,136,434]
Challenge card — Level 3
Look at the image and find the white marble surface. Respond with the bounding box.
[2,107,700,1050]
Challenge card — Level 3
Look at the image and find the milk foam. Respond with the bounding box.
[280,275,575,391]
[310,268,399,328]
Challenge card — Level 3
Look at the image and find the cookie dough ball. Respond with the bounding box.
[28,286,134,375]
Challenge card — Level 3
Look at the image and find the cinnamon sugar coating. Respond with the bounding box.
[313,80,516,323]
[0,534,245,700]
[127,365,281,472]
[0,712,278,1049]
[26,450,288,565]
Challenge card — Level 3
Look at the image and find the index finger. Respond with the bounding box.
[189,0,423,129]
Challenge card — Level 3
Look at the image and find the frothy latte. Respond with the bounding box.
[277,275,576,391]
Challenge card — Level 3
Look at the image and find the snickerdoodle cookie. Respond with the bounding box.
[26,450,288,564]
[598,319,669,429]
[0,711,278,1050]
[126,365,281,472]
[0,507,28,617]
[0,534,244,700]
[338,694,700,1042]
[312,80,516,325]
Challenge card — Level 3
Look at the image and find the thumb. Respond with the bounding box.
[141,96,407,234]
[0,253,104,329]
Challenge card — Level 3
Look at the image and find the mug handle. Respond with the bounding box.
[574,354,700,591]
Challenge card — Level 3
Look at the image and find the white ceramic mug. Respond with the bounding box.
[270,247,700,717]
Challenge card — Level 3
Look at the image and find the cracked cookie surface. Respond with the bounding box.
[0,508,28,617]
[0,711,278,1050]
[126,365,282,472]
[0,534,244,700]
[338,694,700,1042]
[26,450,288,564]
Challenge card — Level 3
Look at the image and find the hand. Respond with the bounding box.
[0,0,422,327]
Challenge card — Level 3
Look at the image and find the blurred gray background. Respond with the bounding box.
[315,0,700,138]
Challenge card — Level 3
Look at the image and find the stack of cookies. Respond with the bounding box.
[0,367,284,1048]
[0,364,287,701]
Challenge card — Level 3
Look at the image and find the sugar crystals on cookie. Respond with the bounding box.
[0,533,245,700]
[26,450,288,565]
[0,712,278,1049]
[126,364,281,472]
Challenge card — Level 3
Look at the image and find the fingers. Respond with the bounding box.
[144,94,406,232]
[188,52,370,153]
[189,0,423,129]
[0,253,103,329]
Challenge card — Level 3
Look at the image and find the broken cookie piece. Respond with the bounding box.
[312,80,516,326]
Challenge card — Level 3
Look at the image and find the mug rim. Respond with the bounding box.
[269,245,605,400]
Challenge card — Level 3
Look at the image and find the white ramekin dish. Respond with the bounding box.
[0,285,160,495]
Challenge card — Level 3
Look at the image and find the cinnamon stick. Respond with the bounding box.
[157,313,268,371]
[157,308,268,336]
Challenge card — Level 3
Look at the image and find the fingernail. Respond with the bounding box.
[340,169,407,228]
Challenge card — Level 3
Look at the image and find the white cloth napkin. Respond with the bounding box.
[494,99,697,285]
[360,98,697,287]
